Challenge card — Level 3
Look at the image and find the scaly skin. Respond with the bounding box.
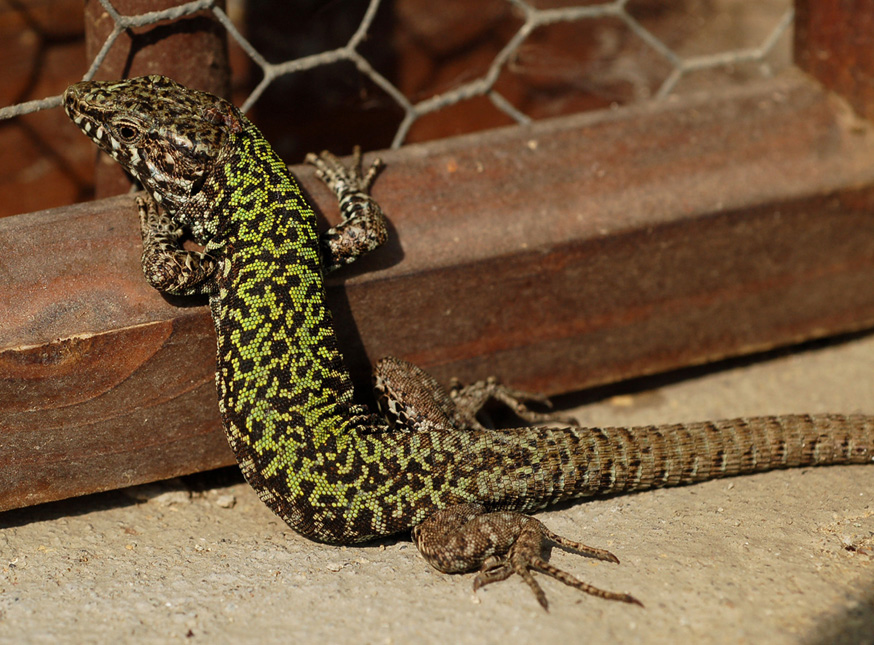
[65,75,874,609]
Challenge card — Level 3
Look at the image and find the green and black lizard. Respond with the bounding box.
[65,75,874,609]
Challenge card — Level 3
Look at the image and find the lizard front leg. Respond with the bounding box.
[306,146,388,272]
[136,195,218,296]
[412,503,642,610]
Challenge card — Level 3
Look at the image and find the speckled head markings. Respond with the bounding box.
[66,75,874,610]
[64,75,236,218]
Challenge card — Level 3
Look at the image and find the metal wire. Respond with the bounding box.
[0,0,794,148]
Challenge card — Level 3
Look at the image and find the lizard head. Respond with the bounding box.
[64,75,242,215]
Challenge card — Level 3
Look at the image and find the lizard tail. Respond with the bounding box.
[538,413,874,506]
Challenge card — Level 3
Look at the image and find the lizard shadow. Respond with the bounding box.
[316,204,405,408]
[804,578,874,645]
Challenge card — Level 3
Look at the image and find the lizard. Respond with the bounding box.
[64,74,874,610]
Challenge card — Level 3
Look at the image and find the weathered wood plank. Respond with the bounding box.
[795,0,874,123]
[3,71,874,510]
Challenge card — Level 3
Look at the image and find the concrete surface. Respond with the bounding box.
[1,332,873,644]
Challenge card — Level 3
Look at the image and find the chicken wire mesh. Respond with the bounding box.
[1,0,793,142]
[0,0,793,216]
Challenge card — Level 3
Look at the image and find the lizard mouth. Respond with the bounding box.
[63,84,86,123]
[63,84,109,146]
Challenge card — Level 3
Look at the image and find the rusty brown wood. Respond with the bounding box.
[3,71,874,511]
[794,0,874,123]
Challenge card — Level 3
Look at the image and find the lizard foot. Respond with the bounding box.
[305,146,388,272]
[372,357,579,433]
[413,503,642,610]
[449,376,580,430]
[305,145,384,199]
[135,195,216,295]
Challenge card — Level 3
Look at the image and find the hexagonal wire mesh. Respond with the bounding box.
[1,0,793,151]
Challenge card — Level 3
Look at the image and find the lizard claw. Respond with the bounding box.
[304,147,389,272]
[305,146,384,197]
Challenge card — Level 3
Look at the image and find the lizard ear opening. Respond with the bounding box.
[202,102,243,134]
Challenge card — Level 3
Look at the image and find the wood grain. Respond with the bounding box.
[795,0,874,123]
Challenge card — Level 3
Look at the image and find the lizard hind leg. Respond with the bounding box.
[449,376,580,431]
[372,357,465,432]
[373,356,580,432]
[412,503,643,610]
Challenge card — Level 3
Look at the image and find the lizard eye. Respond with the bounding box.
[111,116,144,144]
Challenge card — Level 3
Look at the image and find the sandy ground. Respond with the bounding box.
[1,331,872,644]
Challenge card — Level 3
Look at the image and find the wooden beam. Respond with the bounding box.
[794,0,874,122]
[4,71,874,510]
